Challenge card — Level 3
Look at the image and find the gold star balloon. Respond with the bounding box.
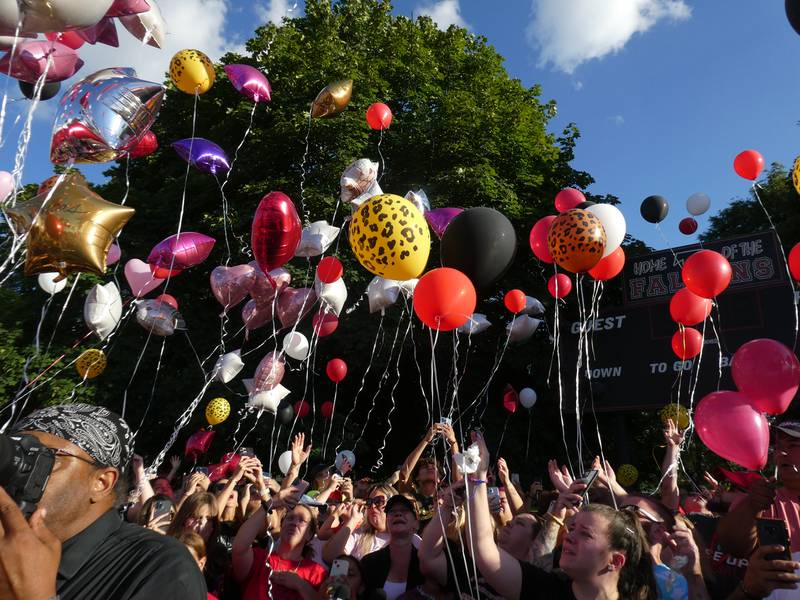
[311,79,353,118]
[6,172,135,278]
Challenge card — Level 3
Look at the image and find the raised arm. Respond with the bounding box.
[497,458,524,515]
[660,419,682,511]
[321,503,364,564]
[282,432,311,490]
[420,481,464,585]
[716,478,776,558]
[439,423,463,483]
[398,425,436,487]
[530,481,585,571]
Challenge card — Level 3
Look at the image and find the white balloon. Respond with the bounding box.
[278,450,293,476]
[242,378,256,394]
[397,278,418,297]
[587,204,626,257]
[295,220,341,258]
[0,0,114,34]
[315,277,347,315]
[336,449,356,471]
[519,388,537,408]
[350,179,382,209]
[523,296,545,316]
[83,282,122,340]
[283,332,309,360]
[340,158,378,204]
[506,315,541,342]
[457,313,491,335]
[120,0,166,48]
[248,384,290,413]
[214,350,244,384]
[686,193,711,216]
[367,276,400,313]
[38,272,66,294]
[404,189,430,214]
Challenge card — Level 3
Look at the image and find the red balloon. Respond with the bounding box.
[790,243,800,281]
[669,288,712,326]
[671,327,703,359]
[321,401,335,419]
[366,102,392,130]
[251,191,302,274]
[529,215,556,263]
[679,217,698,235]
[504,289,526,313]
[413,268,476,331]
[695,390,769,470]
[554,188,585,213]
[293,400,310,419]
[588,247,625,281]
[312,310,339,337]
[154,293,178,310]
[317,256,343,284]
[732,339,800,415]
[45,31,85,49]
[733,149,765,181]
[326,358,348,383]
[547,273,572,298]
[502,384,518,414]
[682,250,732,298]
[127,130,158,159]
[185,428,215,460]
[150,264,183,278]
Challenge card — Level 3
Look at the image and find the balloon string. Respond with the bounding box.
[655,222,681,267]
[233,410,264,453]
[44,273,81,354]
[120,156,131,206]
[0,18,22,148]
[495,414,511,458]
[299,110,312,226]
[322,383,339,459]
[377,129,386,182]
[525,413,532,463]
[551,267,574,477]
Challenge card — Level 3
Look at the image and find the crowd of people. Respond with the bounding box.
[2,404,800,600]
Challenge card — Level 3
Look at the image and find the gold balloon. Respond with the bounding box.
[793,156,800,196]
[660,403,690,430]
[6,172,135,278]
[206,397,230,426]
[311,79,353,118]
[616,464,639,487]
[547,208,606,273]
[76,349,107,379]
[169,49,215,95]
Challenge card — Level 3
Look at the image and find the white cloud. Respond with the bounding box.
[255,0,300,25]
[415,0,469,30]
[527,0,690,73]
[609,114,625,126]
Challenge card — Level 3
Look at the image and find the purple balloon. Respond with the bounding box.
[276,287,316,329]
[425,207,463,240]
[0,40,84,83]
[224,64,271,103]
[210,264,256,308]
[172,138,230,175]
[148,232,216,270]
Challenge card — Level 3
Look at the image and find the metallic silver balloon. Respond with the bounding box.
[120,0,165,49]
[136,299,185,337]
[0,0,114,35]
[50,67,165,164]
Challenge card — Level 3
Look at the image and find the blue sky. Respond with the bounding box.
[2,0,798,250]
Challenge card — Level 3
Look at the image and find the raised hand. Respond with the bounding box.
[547,459,573,493]
[664,418,683,447]
[290,433,312,467]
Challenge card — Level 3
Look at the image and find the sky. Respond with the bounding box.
[1,0,799,250]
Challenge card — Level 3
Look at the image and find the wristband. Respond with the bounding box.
[468,478,486,485]
[545,512,565,528]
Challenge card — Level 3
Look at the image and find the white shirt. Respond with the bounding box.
[383,580,407,600]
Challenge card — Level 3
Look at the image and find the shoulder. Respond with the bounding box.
[117,521,195,559]
[519,561,571,595]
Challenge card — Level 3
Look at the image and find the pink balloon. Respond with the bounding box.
[185,428,215,460]
[105,0,151,17]
[695,390,769,470]
[276,287,316,329]
[210,264,256,308]
[124,258,164,298]
[0,171,12,202]
[554,188,585,213]
[732,339,800,415]
[0,40,84,83]
[147,232,215,271]
[224,64,271,103]
[75,18,119,47]
[249,262,291,306]
[251,191,302,274]
[44,31,85,50]
[253,351,285,392]
[425,208,462,239]
[242,298,274,331]
[106,243,121,266]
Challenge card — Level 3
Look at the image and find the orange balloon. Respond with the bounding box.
[547,209,606,273]
[413,268,476,331]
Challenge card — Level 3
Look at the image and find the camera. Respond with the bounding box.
[0,433,56,516]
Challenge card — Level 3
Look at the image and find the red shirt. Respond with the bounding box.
[242,548,328,600]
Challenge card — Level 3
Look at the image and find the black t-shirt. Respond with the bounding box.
[519,561,575,600]
[443,540,503,600]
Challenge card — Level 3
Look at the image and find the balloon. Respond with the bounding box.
[252,191,302,274]
[249,384,290,413]
[295,220,340,258]
[504,289,526,314]
[45,31,85,50]
[0,0,114,33]
[127,130,158,159]
[0,170,11,202]
[547,273,572,298]
[224,64,271,103]
[366,102,392,130]
[317,256,343,284]
[425,207,462,240]
[404,190,430,215]
[253,351,285,393]
[682,250,732,298]
[793,157,800,197]
[283,332,309,360]
[276,287,316,328]
[213,350,244,384]
[554,188,585,213]
[75,17,118,46]
[148,232,215,273]
[413,268,476,331]
[732,339,800,415]
[75,349,106,379]
[457,313,491,335]
[671,327,703,360]
[695,391,769,470]
[312,309,339,337]
[106,243,121,266]
[506,315,541,343]
[205,398,230,426]
[172,138,230,175]
[5,173,135,278]
[547,209,606,273]
[150,264,182,279]
[19,79,61,100]
[503,385,518,414]
[733,149,765,181]
[640,195,669,224]
[155,294,178,310]
[336,450,356,472]
[185,428,215,460]
[367,276,400,313]
[321,401,335,419]
[669,288,712,326]
[136,299,185,336]
[326,358,347,383]
[686,193,710,216]
[119,0,165,48]
[169,49,215,95]
[588,247,625,281]
[208,453,240,482]
[105,0,151,18]
[249,263,291,306]
[576,201,595,209]
[83,282,122,340]
[210,264,256,309]
[0,40,82,83]
[616,465,639,487]
[790,243,800,281]
[38,272,67,294]
[311,79,353,118]
[788,0,800,35]
[340,158,378,204]
[294,400,310,419]
[278,450,293,475]
[523,296,545,316]
[519,388,537,409]
[350,194,431,281]
[660,404,690,430]
[124,258,164,297]
[529,215,556,263]
[276,401,294,425]
[587,204,625,257]
[440,207,516,292]
[679,217,698,235]
[242,299,274,331]
[50,68,165,165]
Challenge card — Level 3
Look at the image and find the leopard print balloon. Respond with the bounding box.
[205,397,230,426]
[169,49,215,95]
[349,194,431,280]
[547,208,606,273]
[793,156,800,196]
[76,349,107,380]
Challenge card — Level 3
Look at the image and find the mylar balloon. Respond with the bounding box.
[155,294,178,310]
[682,250,732,298]
[523,296,545,316]
[127,130,158,159]
[136,299,185,336]
[0,170,12,202]
[242,299,274,331]
[252,191,302,274]
[76,349,107,379]
[172,138,230,175]
[315,277,347,316]
[366,102,392,130]
[686,193,710,216]
[507,315,541,343]
[554,188,585,213]
[210,264,256,308]
[404,190,430,215]
[205,397,230,426]
[367,276,401,313]
[457,313,491,335]
[120,0,165,48]
[124,258,164,297]
[83,282,122,340]
[76,17,119,47]
[503,385,518,414]
[547,209,606,273]
[413,268,476,331]
[185,428,215,461]
[519,388,537,408]
[311,79,353,118]
[0,40,82,83]
[249,263,291,306]
[733,149,765,181]
[548,273,572,298]
[588,247,625,281]
[169,49,215,95]
[224,64,271,103]
[340,159,378,204]
[295,220,340,258]
[249,384,290,413]
[669,288,712,326]
[283,332,309,360]
[214,350,244,384]
[679,218,698,235]
[640,195,669,224]
[326,358,347,383]
[148,232,215,272]
[425,207,462,240]
[336,450,356,472]
[19,79,61,100]
[732,339,800,415]
[38,272,67,294]
[253,351,285,393]
[671,327,703,359]
[587,204,625,257]
[276,287,316,329]
[529,215,556,263]
[0,0,114,33]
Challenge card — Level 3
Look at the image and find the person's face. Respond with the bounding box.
[186,505,215,542]
[775,432,800,489]
[281,506,313,548]
[153,478,173,497]
[620,497,669,547]
[683,493,707,514]
[315,469,331,489]
[366,490,388,529]
[344,558,363,599]
[387,503,418,537]
[498,514,538,555]
[416,466,437,497]
[559,512,624,581]
[355,478,372,499]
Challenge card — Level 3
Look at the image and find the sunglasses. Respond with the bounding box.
[365,495,387,507]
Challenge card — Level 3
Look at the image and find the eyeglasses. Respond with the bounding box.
[49,447,105,469]
[365,495,387,508]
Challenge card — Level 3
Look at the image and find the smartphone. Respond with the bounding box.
[511,473,521,487]
[439,417,452,427]
[193,466,209,476]
[240,447,255,458]
[295,479,310,494]
[487,486,500,501]
[756,518,793,561]
[152,499,173,520]
[331,558,349,578]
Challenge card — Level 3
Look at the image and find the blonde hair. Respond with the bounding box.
[353,484,397,558]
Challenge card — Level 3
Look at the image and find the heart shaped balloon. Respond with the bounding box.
[249,262,291,306]
[253,351,285,392]
[276,287,316,329]
[242,299,274,331]
[125,258,164,297]
[210,264,256,309]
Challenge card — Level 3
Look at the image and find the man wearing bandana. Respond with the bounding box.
[0,403,206,600]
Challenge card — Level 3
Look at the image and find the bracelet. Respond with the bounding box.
[468,478,487,485]
[545,512,565,528]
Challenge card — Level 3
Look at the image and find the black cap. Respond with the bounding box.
[385,495,419,518]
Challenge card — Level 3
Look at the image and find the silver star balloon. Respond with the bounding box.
[50,67,165,164]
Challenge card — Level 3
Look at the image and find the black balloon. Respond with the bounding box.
[787,0,800,35]
[440,207,517,293]
[19,80,61,101]
[640,195,669,224]
[575,201,595,209]
[276,400,294,425]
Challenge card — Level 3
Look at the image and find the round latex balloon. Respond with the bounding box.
[554,188,585,213]
[76,349,107,379]
[679,218,698,235]
[326,358,347,383]
[0,170,12,202]
[681,250,732,299]
[413,268,476,331]
[276,401,294,425]
[504,289,526,314]
[224,64,271,103]
[790,243,800,281]
[660,403,690,430]
[686,193,710,216]
[587,204,625,257]
[349,194,431,281]
[529,216,556,263]
[788,0,800,35]
[671,327,703,360]
[366,102,392,130]
[38,272,67,294]
[252,191,302,274]
[640,195,669,224]
[547,209,606,273]
[19,80,61,100]
[616,465,639,487]
[169,49,215,94]
[321,401,335,419]
[519,388,537,408]
[732,339,800,415]
[733,150,765,181]
[283,332,309,360]
[278,450,293,475]
[205,397,230,426]
[588,247,625,281]
[312,309,339,337]
[548,273,572,298]
[793,157,800,196]
[317,256,343,283]
[294,400,310,419]
[576,201,595,209]
[669,288,712,326]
